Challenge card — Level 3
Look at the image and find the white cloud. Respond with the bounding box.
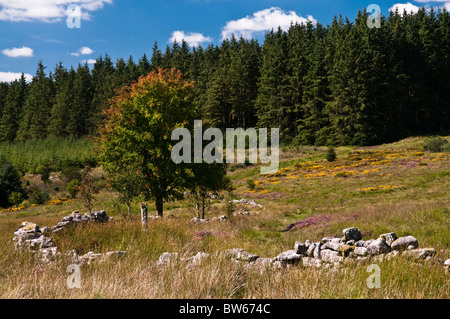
[2,46,33,57]
[82,59,96,64]
[0,0,112,23]
[221,7,316,40]
[0,71,32,83]
[389,2,421,14]
[169,31,212,47]
[71,46,94,56]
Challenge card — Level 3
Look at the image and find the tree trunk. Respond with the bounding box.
[141,202,148,231]
[155,196,163,218]
[201,197,206,220]
[127,203,132,221]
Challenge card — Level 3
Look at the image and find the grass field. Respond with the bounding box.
[0,136,449,299]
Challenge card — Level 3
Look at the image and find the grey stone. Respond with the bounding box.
[274,250,302,265]
[363,239,375,248]
[380,233,398,246]
[402,248,436,260]
[343,228,362,242]
[391,236,419,251]
[320,249,343,263]
[354,247,368,257]
[294,242,307,255]
[156,252,179,267]
[313,243,322,259]
[306,242,317,257]
[367,238,391,255]
[224,248,259,262]
[322,238,342,251]
[355,240,365,247]
[302,257,322,268]
[444,259,450,269]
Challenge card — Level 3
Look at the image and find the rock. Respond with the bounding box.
[105,251,127,260]
[343,228,362,242]
[294,242,307,255]
[320,249,343,263]
[346,240,355,246]
[444,259,450,269]
[224,248,259,262]
[313,243,322,259]
[402,248,436,260]
[41,226,51,234]
[38,247,60,263]
[306,242,317,257]
[384,250,400,260]
[367,238,391,256]
[274,250,302,265]
[302,257,322,269]
[354,247,368,257]
[355,240,365,247]
[391,236,419,251]
[363,239,375,248]
[191,217,210,224]
[20,222,40,232]
[156,252,179,267]
[218,216,228,221]
[380,232,398,246]
[322,238,342,251]
[247,258,274,271]
[29,236,54,250]
[186,252,210,267]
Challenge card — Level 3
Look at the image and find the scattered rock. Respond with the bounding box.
[391,236,419,251]
[156,252,179,267]
[380,232,398,246]
[367,238,391,256]
[191,217,210,224]
[343,227,363,242]
[274,250,302,266]
[294,242,307,255]
[224,248,259,262]
[320,249,343,263]
[402,248,436,260]
[354,247,368,257]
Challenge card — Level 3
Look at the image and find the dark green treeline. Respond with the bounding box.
[1,9,449,146]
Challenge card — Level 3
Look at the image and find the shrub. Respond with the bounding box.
[8,192,23,207]
[27,185,50,205]
[67,179,81,199]
[0,158,25,208]
[326,147,337,162]
[60,165,82,182]
[423,137,449,152]
[246,179,256,190]
[36,164,52,184]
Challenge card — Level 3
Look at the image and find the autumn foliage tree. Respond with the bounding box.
[98,68,199,217]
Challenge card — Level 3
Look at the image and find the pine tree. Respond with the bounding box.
[0,75,27,142]
[17,61,54,141]
[138,53,151,77]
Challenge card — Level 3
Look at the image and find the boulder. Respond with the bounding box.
[302,257,322,269]
[274,250,302,265]
[223,248,259,262]
[186,252,210,267]
[306,242,318,257]
[294,242,307,255]
[444,259,450,269]
[354,247,368,257]
[156,252,179,267]
[313,243,322,259]
[367,238,391,255]
[322,238,342,252]
[391,236,419,251]
[363,239,375,248]
[402,248,436,260]
[380,232,398,246]
[320,249,343,263]
[343,228,362,242]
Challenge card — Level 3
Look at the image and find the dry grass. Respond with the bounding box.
[0,136,449,299]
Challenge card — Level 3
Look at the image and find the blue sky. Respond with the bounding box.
[0,0,446,82]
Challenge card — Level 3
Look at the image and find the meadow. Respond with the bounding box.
[0,136,449,299]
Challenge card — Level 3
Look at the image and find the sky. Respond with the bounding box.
[0,0,448,82]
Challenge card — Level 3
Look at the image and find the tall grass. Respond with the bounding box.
[0,137,97,173]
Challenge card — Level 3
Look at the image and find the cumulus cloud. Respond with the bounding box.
[82,59,97,64]
[0,71,32,83]
[389,2,422,14]
[71,46,94,56]
[2,46,33,57]
[169,31,212,47]
[221,7,316,40]
[0,0,112,22]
